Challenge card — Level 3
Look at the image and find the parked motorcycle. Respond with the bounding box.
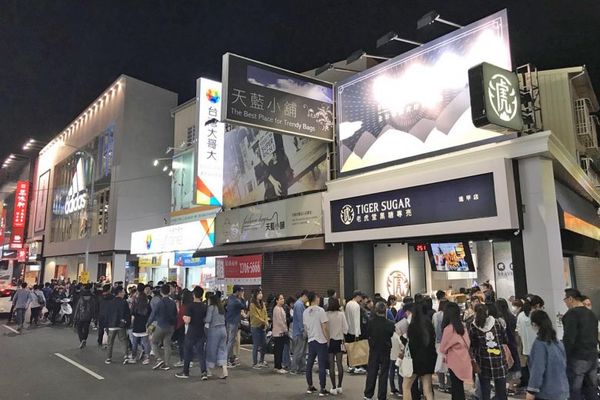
[58,297,73,326]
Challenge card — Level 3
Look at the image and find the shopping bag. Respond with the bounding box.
[399,340,414,378]
[345,339,369,367]
[434,349,447,373]
[102,330,108,346]
[502,344,514,370]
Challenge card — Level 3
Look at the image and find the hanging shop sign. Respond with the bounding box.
[174,251,206,267]
[216,254,262,285]
[330,173,497,233]
[10,180,30,250]
[33,170,50,232]
[469,62,523,132]
[336,10,511,174]
[223,126,328,208]
[215,192,323,245]
[138,255,163,268]
[222,53,334,142]
[2,249,17,259]
[17,247,29,263]
[130,219,215,255]
[196,78,225,206]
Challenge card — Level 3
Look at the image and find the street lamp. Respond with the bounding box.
[22,139,47,152]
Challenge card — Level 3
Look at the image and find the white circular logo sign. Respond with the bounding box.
[340,205,355,225]
[488,73,518,122]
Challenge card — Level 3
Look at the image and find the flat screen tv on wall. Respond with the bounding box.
[427,242,475,272]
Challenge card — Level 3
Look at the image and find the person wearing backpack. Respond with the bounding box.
[147,284,178,371]
[73,284,96,349]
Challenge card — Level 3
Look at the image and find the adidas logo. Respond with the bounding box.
[64,158,88,214]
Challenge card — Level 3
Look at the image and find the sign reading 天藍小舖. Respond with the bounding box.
[222,53,334,142]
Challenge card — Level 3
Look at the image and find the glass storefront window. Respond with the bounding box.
[171,150,194,212]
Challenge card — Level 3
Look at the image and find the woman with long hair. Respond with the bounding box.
[272,293,288,374]
[249,289,269,369]
[326,297,348,395]
[128,291,152,365]
[516,295,544,388]
[205,291,228,379]
[496,298,521,393]
[440,302,473,400]
[469,304,509,400]
[526,310,568,400]
[403,302,437,400]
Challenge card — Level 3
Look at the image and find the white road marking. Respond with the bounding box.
[54,353,105,380]
[2,324,19,334]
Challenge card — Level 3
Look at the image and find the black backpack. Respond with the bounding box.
[77,297,93,321]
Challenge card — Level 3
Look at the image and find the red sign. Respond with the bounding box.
[17,247,28,263]
[10,181,30,250]
[216,254,262,285]
[0,208,6,245]
[414,244,427,252]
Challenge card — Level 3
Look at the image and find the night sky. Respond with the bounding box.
[1,0,599,163]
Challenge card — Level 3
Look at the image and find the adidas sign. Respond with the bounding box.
[64,158,88,214]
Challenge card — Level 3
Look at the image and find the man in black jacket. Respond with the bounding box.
[104,286,130,364]
[563,288,599,400]
[97,284,112,347]
[364,301,395,400]
[73,284,96,349]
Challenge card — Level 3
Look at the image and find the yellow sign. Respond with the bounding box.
[79,270,90,284]
[138,255,162,268]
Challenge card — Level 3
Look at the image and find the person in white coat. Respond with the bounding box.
[345,290,363,374]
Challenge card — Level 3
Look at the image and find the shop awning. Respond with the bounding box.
[556,180,600,240]
[193,236,326,257]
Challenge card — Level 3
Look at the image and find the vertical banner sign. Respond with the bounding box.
[10,181,30,250]
[17,247,28,263]
[0,207,6,245]
[195,78,224,206]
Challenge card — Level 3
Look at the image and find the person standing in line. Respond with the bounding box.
[469,304,509,400]
[29,284,45,327]
[12,282,30,332]
[127,289,152,365]
[440,302,473,400]
[303,292,330,397]
[562,288,599,400]
[525,310,569,400]
[516,295,544,388]
[432,299,449,393]
[326,297,348,394]
[249,289,269,369]
[204,291,228,380]
[173,289,193,368]
[272,293,289,374]
[175,286,208,380]
[323,289,337,310]
[363,301,395,400]
[389,328,403,398]
[386,295,398,322]
[290,290,309,375]
[105,286,131,364]
[97,284,113,347]
[282,296,295,370]
[402,302,437,400]
[73,284,96,348]
[147,284,178,371]
[345,290,363,374]
[225,285,245,368]
[496,298,521,394]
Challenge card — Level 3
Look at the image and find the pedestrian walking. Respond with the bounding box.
[205,291,228,380]
[105,286,131,364]
[173,288,193,368]
[249,289,269,369]
[127,289,152,365]
[562,288,599,400]
[12,282,30,332]
[433,299,449,392]
[147,284,178,371]
[402,302,437,400]
[363,301,395,400]
[470,304,509,400]
[175,286,208,380]
[290,290,308,374]
[29,284,45,327]
[326,297,348,394]
[525,310,569,400]
[225,285,245,367]
[440,302,473,400]
[303,291,329,397]
[73,284,96,348]
[272,293,289,374]
[97,284,113,346]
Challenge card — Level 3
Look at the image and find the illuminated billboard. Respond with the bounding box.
[336,10,511,174]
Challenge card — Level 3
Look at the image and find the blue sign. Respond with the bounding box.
[331,173,497,232]
[174,252,206,267]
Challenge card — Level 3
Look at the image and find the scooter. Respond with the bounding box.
[58,297,73,326]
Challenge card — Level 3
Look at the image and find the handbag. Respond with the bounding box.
[434,347,447,373]
[502,344,514,369]
[461,335,480,375]
[345,339,369,367]
[399,340,414,378]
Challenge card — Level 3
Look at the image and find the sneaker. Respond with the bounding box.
[347,367,355,374]
[227,361,237,368]
[159,365,171,371]
[337,388,343,395]
[142,358,150,365]
[252,364,262,370]
[355,367,367,374]
[105,359,112,364]
[319,389,329,397]
[175,373,189,379]
[152,360,165,370]
[126,358,137,364]
[79,341,85,349]
[200,373,208,381]
[306,386,318,394]
[276,368,288,374]
[330,388,339,395]
[173,361,184,368]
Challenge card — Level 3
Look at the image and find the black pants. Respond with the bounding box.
[77,321,91,342]
[364,348,390,400]
[30,307,42,325]
[449,368,465,400]
[273,336,286,370]
[183,335,207,375]
[97,321,107,345]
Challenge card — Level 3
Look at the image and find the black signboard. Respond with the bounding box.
[2,249,17,259]
[222,53,334,142]
[331,173,497,232]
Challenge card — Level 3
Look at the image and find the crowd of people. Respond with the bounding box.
[6,279,600,400]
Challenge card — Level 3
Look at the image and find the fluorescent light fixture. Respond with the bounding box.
[162,165,168,172]
[153,159,159,167]
[417,10,463,30]
[376,31,423,48]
